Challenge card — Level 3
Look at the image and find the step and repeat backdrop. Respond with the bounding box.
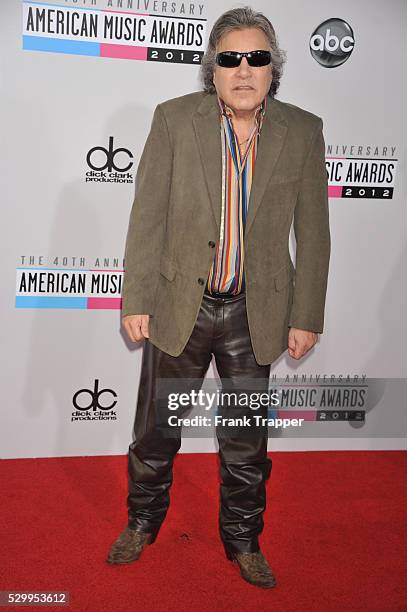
[1,0,406,458]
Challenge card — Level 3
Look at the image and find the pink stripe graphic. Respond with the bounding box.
[277,410,317,421]
[87,298,122,310]
[328,185,343,197]
[100,43,148,60]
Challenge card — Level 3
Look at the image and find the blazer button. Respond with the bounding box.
[198,278,205,285]
[208,240,215,248]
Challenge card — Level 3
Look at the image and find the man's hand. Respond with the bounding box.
[288,327,318,360]
[122,314,150,342]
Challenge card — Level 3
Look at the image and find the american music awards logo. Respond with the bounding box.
[15,256,124,309]
[22,1,207,65]
[269,375,367,422]
[326,144,398,199]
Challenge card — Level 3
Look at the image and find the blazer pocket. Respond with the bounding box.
[273,263,295,292]
[159,255,177,282]
[268,174,300,185]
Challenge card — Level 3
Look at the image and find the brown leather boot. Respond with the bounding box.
[106,527,155,564]
[226,549,277,588]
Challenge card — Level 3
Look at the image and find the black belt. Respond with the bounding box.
[204,286,245,300]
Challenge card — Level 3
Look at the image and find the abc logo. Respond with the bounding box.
[310,18,354,67]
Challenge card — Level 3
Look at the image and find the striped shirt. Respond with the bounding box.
[206,93,267,295]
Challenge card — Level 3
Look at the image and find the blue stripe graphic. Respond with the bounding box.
[23,35,100,56]
[16,296,88,309]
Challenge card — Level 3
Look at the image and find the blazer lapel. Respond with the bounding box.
[245,100,287,236]
[192,94,223,232]
[192,92,288,236]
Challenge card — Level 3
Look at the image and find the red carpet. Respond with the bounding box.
[0,451,406,611]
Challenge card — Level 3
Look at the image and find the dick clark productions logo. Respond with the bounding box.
[87,137,133,172]
[71,379,118,421]
[310,18,355,67]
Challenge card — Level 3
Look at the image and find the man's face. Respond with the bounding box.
[212,27,273,114]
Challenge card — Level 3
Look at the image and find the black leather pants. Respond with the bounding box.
[127,291,272,557]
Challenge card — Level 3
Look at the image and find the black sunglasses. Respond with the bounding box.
[215,50,271,68]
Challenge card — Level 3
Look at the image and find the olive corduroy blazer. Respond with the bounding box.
[121,90,331,365]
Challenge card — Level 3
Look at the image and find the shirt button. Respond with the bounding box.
[198,278,205,285]
[208,240,215,248]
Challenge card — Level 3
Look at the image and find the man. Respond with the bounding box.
[107,6,330,589]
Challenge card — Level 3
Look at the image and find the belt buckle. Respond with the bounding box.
[205,288,243,300]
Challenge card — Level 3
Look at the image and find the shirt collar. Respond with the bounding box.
[217,94,267,130]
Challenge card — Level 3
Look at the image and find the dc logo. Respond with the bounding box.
[87,137,133,172]
[73,379,117,412]
[310,18,355,67]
